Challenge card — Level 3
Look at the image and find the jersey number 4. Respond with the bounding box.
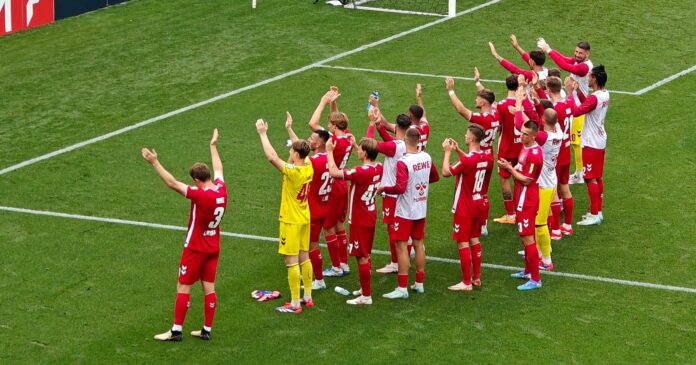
[296,183,310,204]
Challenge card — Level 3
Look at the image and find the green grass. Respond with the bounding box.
[1,0,695,363]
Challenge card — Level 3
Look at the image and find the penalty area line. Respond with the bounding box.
[2,204,695,295]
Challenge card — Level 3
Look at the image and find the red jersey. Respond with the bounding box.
[496,97,522,159]
[415,118,430,151]
[468,111,499,154]
[513,145,543,212]
[449,151,494,217]
[330,134,354,196]
[308,153,330,219]
[344,163,383,227]
[185,178,228,253]
[553,99,573,166]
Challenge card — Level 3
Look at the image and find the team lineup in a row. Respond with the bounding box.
[142,35,609,340]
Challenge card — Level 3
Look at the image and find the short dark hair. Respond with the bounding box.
[591,64,608,87]
[546,76,562,93]
[396,114,411,130]
[540,99,554,110]
[505,74,519,91]
[529,50,546,66]
[548,68,561,78]
[543,108,558,125]
[467,124,485,142]
[405,127,420,146]
[523,120,539,133]
[292,140,311,159]
[577,41,591,51]
[189,162,211,182]
[477,89,495,104]
[409,105,424,120]
[315,129,330,144]
[359,138,379,161]
[329,112,349,130]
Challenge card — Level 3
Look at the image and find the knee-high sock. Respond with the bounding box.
[325,234,340,268]
[300,259,313,299]
[415,270,425,284]
[549,202,561,231]
[458,247,472,285]
[173,292,190,328]
[397,273,408,289]
[573,144,583,173]
[471,243,482,280]
[204,292,216,330]
[598,179,604,212]
[524,244,541,282]
[562,197,574,225]
[504,199,514,216]
[536,225,551,260]
[587,181,600,215]
[358,260,372,296]
[337,230,348,264]
[287,264,301,302]
[389,236,398,264]
[309,248,323,280]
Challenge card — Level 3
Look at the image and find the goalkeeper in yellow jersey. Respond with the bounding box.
[256,119,314,314]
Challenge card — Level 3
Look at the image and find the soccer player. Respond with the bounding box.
[285,112,331,290]
[378,128,440,299]
[488,38,547,82]
[372,84,430,151]
[145,129,227,342]
[498,89,544,291]
[545,76,575,236]
[256,119,314,314]
[441,124,494,291]
[445,69,499,235]
[517,105,563,270]
[326,137,383,305]
[370,110,410,274]
[308,88,354,277]
[537,38,594,184]
[564,65,610,226]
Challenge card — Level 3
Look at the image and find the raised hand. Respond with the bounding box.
[474,67,480,83]
[141,148,158,163]
[416,83,422,98]
[210,128,219,146]
[445,77,455,91]
[536,37,550,52]
[285,112,293,129]
[510,34,519,48]
[255,119,268,134]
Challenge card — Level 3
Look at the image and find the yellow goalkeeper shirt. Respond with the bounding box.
[279,162,313,225]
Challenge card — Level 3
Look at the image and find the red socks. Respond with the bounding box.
[358,260,372,297]
[598,179,604,212]
[562,197,574,225]
[325,234,341,268]
[549,201,561,231]
[587,181,600,215]
[471,244,482,280]
[337,230,348,264]
[458,247,472,285]
[415,270,425,284]
[397,274,408,289]
[309,248,324,280]
[173,292,190,327]
[204,292,216,329]
[504,199,514,216]
[524,244,541,282]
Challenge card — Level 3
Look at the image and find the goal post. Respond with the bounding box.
[341,0,457,17]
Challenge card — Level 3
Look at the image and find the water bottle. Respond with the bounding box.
[366,91,379,112]
[334,286,351,296]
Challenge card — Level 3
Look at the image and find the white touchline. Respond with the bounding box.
[634,64,696,95]
[2,204,695,295]
[0,0,503,177]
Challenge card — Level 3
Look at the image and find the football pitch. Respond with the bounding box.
[1,0,696,363]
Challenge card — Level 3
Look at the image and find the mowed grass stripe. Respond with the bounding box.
[3,205,695,295]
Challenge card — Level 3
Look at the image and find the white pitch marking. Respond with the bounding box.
[0,0,503,176]
[2,204,695,295]
[633,64,696,95]
[317,64,506,84]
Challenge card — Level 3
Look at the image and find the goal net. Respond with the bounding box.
[335,0,456,17]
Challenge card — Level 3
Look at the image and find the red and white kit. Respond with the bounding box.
[513,145,543,237]
[570,89,610,179]
[324,134,353,228]
[468,111,499,155]
[537,125,563,189]
[308,152,330,242]
[179,178,228,285]
[449,151,494,242]
[383,152,440,241]
[343,163,384,258]
[415,118,430,152]
[553,99,573,184]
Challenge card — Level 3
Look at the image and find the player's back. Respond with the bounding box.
[185,178,228,253]
[539,127,563,189]
[514,145,543,211]
[469,111,500,155]
[280,163,313,225]
[346,163,383,226]
[330,134,353,195]
[582,90,610,150]
[451,151,491,217]
[416,118,430,151]
[308,153,330,219]
[381,139,407,197]
[554,99,573,166]
[396,152,434,220]
[496,98,522,159]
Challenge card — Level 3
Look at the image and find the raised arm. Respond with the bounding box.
[256,119,285,172]
[329,86,340,114]
[285,111,299,142]
[490,41,533,81]
[209,128,223,181]
[473,67,484,91]
[141,148,187,196]
[446,77,473,120]
[308,90,335,132]
[325,139,344,179]
[441,139,455,178]
[510,34,527,57]
[537,38,589,77]
[416,83,427,119]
